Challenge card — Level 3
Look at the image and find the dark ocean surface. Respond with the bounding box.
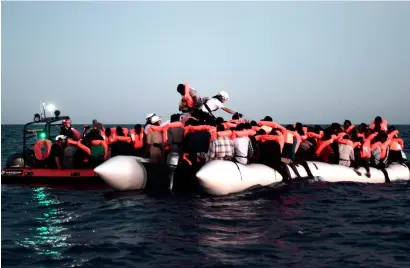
[2,124,410,268]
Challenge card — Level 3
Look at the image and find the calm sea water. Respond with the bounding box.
[2,124,410,268]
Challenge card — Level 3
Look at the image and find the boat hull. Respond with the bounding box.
[1,168,105,187]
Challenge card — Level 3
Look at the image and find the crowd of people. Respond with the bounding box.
[39,83,407,182]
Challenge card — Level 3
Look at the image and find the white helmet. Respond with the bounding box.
[55,135,67,141]
[146,113,155,120]
[150,115,161,124]
[218,91,229,100]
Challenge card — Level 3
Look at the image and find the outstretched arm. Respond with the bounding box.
[221,107,236,115]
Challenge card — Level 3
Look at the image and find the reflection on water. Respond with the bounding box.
[194,194,306,265]
[16,187,73,260]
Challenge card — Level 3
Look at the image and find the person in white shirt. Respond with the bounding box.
[194,91,242,124]
[144,113,156,135]
[233,124,253,165]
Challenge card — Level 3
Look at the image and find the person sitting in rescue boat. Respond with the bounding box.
[232,124,254,165]
[259,116,274,133]
[371,116,388,132]
[337,134,357,172]
[207,124,235,161]
[387,126,405,164]
[46,135,67,169]
[164,114,184,151]
[111,126,134,157]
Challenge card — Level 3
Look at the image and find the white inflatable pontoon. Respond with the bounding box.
[196,160,410,196]
[94,155,148,191]
[195,160,283,196]
[94,155,410,195]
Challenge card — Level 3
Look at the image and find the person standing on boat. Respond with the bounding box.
[60,118,80,141]
[144,113,156,135]
[177,83,205,113]
[92,119,104,131]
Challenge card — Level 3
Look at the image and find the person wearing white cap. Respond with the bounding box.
[144,113,156,134]
[145,115,164,163]
[192,91,242,124]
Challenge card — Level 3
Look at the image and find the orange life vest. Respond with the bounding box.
[360,132,377,159]
[130,128,144,150]
[344,125,355,133]
[232,129,256,139]
[183,83,194,108]
[68,139,91,156]
[216,130,233,138]
[255,134,284,153]
[258,121,283,130]
[292,125,308,135]
[162,122,184,143]
[252,126,260,132]
[387,130,399,139]
[307,131,324,141]
[223,122,237,130]
[370,119,388,132]
[229,119,247,125]
[316,139,333,156]
[371,140,390,159]
[390,138,404,151]
[184,125,216,138]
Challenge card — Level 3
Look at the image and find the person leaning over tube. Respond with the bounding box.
[192,91,242,124]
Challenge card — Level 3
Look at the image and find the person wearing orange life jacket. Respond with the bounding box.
[370,131,392,181]
[145,116,165,163]
[177,84,205,114]
[386,126,405,164]
[258,116,274,133]
[172,118,208,194]
[353,135,373,178]
[315,131,337,164]
[343,120,355,134]
[144,113,156,135]
[296,127,316,162]
[232,124,254,165]
[84,129,108,167]
[370,131,390,168]
[164,114,184,151]
[337,134,360,173]
[280,125,301,164]
[207,124,235,161]
[111,126,134,157]
[60,118,80,141]
[130,124,145,157]
[370,116,388,132]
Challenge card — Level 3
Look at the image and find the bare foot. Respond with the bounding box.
[354,169,362,176]
[365,172,371,178]
[353,169,362,176]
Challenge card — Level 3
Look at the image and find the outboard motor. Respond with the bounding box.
[6,152,36,168]
[166,149,180,191]
[6,153,25,168]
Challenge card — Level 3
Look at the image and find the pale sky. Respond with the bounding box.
[2,1,410,125]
